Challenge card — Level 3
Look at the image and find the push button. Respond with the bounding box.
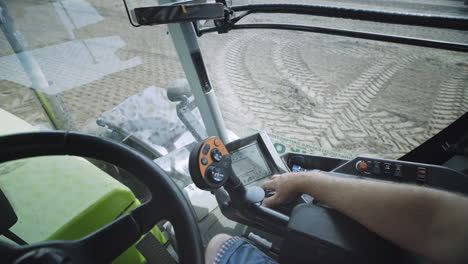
[373,161,381,175]
[211,148,223,162]
[206,166,225,183]
[201,157,208,165]
[383,163,392,176]
[416,167,427,184]
[202,144,211,155]
[356,160,368,172]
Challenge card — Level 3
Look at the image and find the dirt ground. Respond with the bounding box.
[1,0,467,159]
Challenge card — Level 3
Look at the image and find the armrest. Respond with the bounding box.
[279,204,423,264]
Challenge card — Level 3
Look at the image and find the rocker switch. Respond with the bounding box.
[372,161,381,175]
[393,165,403,178]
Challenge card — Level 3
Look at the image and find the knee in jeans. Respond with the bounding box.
[205,234,232,264]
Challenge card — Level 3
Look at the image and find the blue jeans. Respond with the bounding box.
[213,236,278,264]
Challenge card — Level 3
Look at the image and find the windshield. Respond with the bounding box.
[1,0,467,163]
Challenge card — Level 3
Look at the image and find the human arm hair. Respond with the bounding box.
[262,171,468,264]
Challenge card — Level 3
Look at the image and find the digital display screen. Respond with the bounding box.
[231,143,272,185]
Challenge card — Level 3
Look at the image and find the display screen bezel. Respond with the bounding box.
[226,132,289,186]
[230,142,273,185]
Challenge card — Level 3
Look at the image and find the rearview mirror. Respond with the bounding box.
[133,3,224,25]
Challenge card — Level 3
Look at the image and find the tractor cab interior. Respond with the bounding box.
[0,0,467,263]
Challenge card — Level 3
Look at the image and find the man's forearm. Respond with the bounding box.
[295,172,468,264]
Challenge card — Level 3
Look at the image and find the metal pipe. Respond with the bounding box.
[231,4,468,30]
[211,23,468,53]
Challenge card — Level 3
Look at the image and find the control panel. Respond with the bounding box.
[189,135,266,207]
[190,133,468,208]
[349,158,428,184]
[189,137,232,190]
[333,156,468,194]
[189,132,289,190]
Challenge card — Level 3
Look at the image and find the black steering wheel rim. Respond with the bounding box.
[0,131,204,264]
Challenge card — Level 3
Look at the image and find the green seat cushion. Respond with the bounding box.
[0,156,135,243]
[0,108,168,263]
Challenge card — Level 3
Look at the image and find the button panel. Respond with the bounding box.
[331,156,468,194]
[346,157,430,185]
[198,138,229,177]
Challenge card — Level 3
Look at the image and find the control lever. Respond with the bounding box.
[189,137,265,207]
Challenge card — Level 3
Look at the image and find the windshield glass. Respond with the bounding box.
[1,0,467,163]
[204,0,468,159]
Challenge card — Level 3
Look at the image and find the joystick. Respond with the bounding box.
[189,137,231,190]
[189,137,265,207]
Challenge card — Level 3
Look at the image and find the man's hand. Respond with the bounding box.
[261,170,468,264]
[261,172,309,207]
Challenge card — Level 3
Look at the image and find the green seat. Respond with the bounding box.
[0,108,167,263]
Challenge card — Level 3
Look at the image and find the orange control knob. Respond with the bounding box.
[356,160,368,172]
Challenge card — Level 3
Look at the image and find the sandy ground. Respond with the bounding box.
[1,0,467,159]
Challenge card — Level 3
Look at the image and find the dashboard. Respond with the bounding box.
[205,131,468,264]
[331,156,468,194]
[226,132,468,195]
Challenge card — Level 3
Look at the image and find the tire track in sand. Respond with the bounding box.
[427,66,468,137]
[271,38,422,155]
[216,33,449,158]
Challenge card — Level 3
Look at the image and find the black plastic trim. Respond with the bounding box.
[231,4,468,30]
[134,3,224,25]
[191,51,212,92]
[224,23,468,53]
[400,112,468,164]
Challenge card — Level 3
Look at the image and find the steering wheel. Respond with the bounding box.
[0,131,204,264]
